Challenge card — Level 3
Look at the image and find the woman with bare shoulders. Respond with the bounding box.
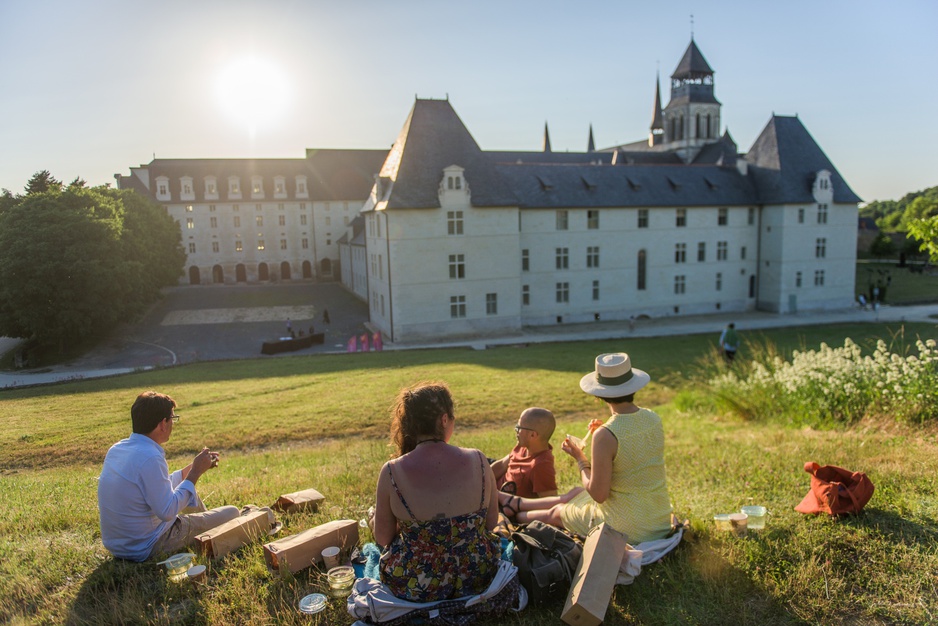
[373,382,502,602]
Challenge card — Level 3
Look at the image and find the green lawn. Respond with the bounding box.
[2,322,937,624]
[856,260,938,304]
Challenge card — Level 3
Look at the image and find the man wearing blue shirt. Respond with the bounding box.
[98,391,240,561]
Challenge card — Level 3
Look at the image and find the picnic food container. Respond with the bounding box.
[741,506,767,530]
[298,592,327,614]
[327,565,355,597]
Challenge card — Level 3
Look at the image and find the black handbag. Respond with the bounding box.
[511,520,582,605]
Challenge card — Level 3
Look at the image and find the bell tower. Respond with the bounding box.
[662,39,721,161]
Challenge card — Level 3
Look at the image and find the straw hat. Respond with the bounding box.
[579,353,650,397]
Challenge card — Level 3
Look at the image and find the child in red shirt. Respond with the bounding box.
[491,407,558,498]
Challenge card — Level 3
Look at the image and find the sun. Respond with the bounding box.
[215,56,291,133]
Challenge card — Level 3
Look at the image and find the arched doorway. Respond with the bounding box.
[280,261,291,280]
[302,260,312,279]
[258,262,269,281]
[236,264,247,282]
[212,265,224,284]
[320,258,332,277]
[189,266,200,285]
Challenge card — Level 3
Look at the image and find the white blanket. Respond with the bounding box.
[617,527,684,585]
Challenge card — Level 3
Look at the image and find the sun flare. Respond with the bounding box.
[215,56,291,133]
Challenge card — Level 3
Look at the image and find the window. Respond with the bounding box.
[555,247,569,270]
[748,207,755,225]
[278,203,285,211]
[717,241,728,261]
[255,203,262,211]
[816,238,827,258]
[302,238,308,249]
[556,282,569,303]
[235,240,243,252]
[300,202,306,210]
[278,215,286,226]
[210,216,217,228]
[233,216,241,227]
[325,216,331,226]
[716,272,722,291]
[300,214,307,226]
[817,204,828,224]
[212,242,219,253]
[256,216,263,227]
[556,210,568,230]
[183,182,192,196]
[814,270,825,286]
[297,177,307,195]
[275,178,285,195]
[450,295,466,318]
[674,243,686,263]
[449,254,465,279]
[522,285,530,306]
[486,293,497,315]
[587,246,599,268]
[257,240,265,250]
[186,218,194,229]
[637,250,647,290]
[798,208,805,223]
[587,210,599,229]
[188,243,196,253]
[676,209,686,227]
[740,246,747,260]
[229,177,241,196]
[796,271,803,287]
[209,204,216,212]
[697,242,706,262]
[674,275,686,294]
[158,182,168,196]
[207,181,217,195]
[447,210,464,235]
[280,239,287,250]
[718,208,728,226]
[638,209,649,228]
[521,249,529,272]
[592,280,600,301]
[233,204,239,211]
[185,205,194,212]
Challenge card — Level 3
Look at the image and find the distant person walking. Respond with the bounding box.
[322,308,331,324]
[719,323,739,363]
[286,318,292,336]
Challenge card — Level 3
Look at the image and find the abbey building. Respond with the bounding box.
[119,39,860,343]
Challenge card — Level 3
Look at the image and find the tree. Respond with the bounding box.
[24,170,62,195]
[869,231,896,259]
[0,182,184,352]
[908,216,938,263]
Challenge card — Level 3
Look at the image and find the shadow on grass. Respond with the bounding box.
[847,507,938,547]
[68,558,202,625]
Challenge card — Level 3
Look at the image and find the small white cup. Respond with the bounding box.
[322,546,341,569]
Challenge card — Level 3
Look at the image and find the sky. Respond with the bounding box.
[1,0,936,203]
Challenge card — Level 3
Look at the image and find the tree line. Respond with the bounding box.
[0,171,185,355]
[859,186,938,262]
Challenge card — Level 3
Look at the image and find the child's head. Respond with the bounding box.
[515,407,555,451]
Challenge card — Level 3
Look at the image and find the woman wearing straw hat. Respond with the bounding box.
[499,353,673,543]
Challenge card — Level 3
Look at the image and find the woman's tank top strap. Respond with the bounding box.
[387,464,417,521]
[476,451,487,508]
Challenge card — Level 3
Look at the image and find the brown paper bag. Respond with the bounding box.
[195,507,277,560]
[263,519,359,574]
[271,488,325,513]
[561,522,627,626]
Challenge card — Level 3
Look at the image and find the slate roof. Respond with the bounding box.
[380,99,518,209]
[123,152,386,203]
[692,133,739,165]
[744,115,861,204]
[495,162,758,209]
[672,39,714,78]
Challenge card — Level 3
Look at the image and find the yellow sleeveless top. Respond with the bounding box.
[560,409,672,543]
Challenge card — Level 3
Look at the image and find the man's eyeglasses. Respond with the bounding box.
[514,424,536,434]
[167,414,180,424]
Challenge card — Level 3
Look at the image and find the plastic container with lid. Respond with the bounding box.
[327,565,356,598]
[298,593,327,615]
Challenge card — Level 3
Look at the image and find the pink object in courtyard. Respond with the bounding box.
[347,336,357,353]
[360,334,370,352]
[372,332,383,351]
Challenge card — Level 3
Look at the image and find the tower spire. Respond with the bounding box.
[587,124,595,152]
[649,72,665,146]
[542,122,552,152]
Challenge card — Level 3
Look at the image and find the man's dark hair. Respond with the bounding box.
[131,391,176,434]
[602,393,635,405]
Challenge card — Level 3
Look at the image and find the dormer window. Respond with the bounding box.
[812,169,833,204]
[180,176,194,201]
[295,175,308,198]
[228,176,242,199]
[438,165,469,204]
[274,176,286,198]
[251,176,264,198]
[204,176,218,199]
[155,176,170,200]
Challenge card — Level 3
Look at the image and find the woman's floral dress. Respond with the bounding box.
[379,452,501,602]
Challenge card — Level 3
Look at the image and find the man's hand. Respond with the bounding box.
[188,448,219,485]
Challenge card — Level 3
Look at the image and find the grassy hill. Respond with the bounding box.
[3,322,937,624]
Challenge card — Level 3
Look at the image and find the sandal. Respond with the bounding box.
[499,495,520,519]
